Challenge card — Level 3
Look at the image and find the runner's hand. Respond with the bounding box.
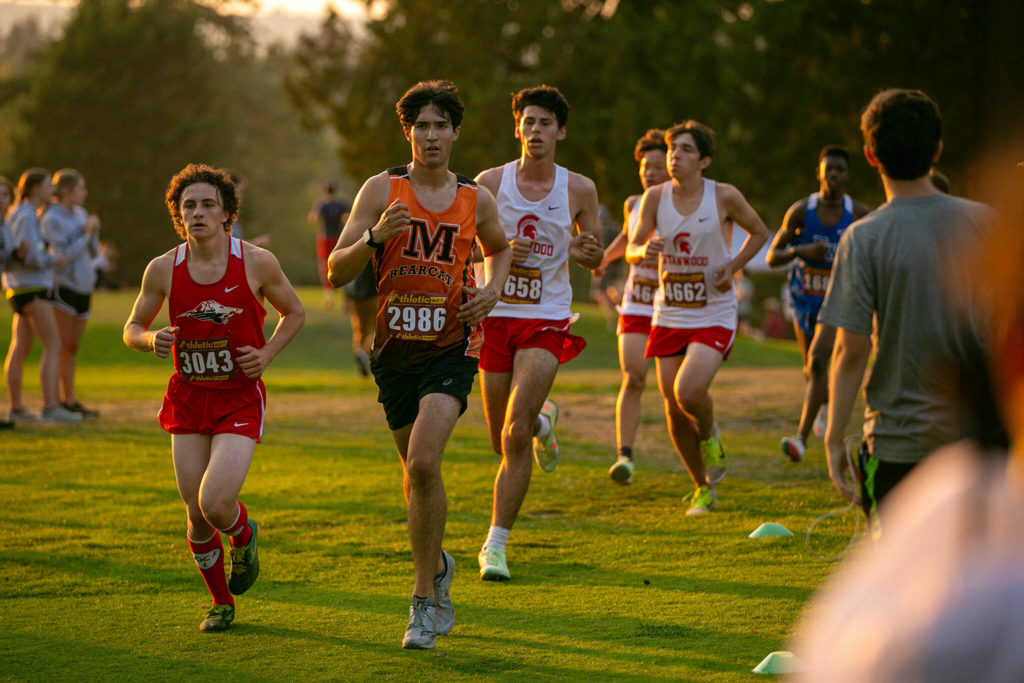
[711,264,733,292]
[236,345,271,379]
[569,233,602,269]
[373,199,412,243]
[510,237,532,265]
[152,326,178,358]
[457,286,498,325]
[642,237,664,267]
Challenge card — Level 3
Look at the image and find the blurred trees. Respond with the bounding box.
[0,0,330,283]
[288,0,1007,228]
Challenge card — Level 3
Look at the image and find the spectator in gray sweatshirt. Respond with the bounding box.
[2,168,81,423]
[42,169,101,418]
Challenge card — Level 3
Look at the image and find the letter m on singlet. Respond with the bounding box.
[401,219,459,265]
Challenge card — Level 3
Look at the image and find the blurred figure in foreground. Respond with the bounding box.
[820,89,1005,530]
[790,155,1023,682]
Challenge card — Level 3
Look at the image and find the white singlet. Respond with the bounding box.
[618,197,659,318]
[652,178,737,330]
[490,161,573,321]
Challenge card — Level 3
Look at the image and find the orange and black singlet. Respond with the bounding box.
[371,167,480,365]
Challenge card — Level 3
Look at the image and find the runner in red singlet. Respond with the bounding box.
[124,164,305,633]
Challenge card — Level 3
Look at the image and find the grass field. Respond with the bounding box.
[0,288,863,681]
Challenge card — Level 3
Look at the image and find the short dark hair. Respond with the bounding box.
[860,89,941,180]
[165,164,239,240]
[634,129,667,162]
[512,85,569,128]
[396,80,464,130]
[819,145,850,164]
[665,121,715,159]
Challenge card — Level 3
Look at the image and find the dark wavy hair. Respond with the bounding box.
[396,80,464,130]
[164,164,239,239]
[665,121,716,159]
[634,129,667,161]
[512,85,569,128]
[860,89,941,180]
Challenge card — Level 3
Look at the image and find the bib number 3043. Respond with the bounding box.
[386,292,447,341]
[177,337,235,382]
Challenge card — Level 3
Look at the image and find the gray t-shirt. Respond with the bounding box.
[820,193,994,464]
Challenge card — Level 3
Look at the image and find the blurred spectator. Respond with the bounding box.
[307,181,351,309]
[42,168,101,417]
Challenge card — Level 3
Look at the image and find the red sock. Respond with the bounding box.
[188,534,233,606]
[223,500,252,548]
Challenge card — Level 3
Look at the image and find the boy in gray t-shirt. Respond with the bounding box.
[821,89,1005,526]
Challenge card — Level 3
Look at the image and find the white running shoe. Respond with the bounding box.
[40,405,83,423]
[402,597,436,650]
[781,436,805,463]
[813,404,828,438]
[433,551,455,635]
[532,400,560,472]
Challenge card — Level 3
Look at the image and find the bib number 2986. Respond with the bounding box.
[386,292,447,341]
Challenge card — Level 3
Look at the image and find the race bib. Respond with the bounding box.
[662,272,707,308]
[386,292,448,341]
[629,277,659,305]
[500,264,543,305]
[802,266,831,298]
[177,337,236,382]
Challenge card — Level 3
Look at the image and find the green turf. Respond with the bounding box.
[0,289,861,681]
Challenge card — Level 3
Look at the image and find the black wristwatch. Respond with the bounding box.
[363,227,382,249]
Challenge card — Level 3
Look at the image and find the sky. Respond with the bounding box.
[4,0,366,18]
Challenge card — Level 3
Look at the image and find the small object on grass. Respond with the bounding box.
[749,522,794,538]
[752,651,805,674]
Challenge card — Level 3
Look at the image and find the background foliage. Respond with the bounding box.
[1,0,1021,284]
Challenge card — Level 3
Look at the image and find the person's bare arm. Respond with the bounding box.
[826,327,871,502]
[123,252,176,357]
[235,246,306,379]
[626,186,662,266]
[327,172,403,287]
[766,199,807,268]
[567,173,603,270]
[459,187,511,325]
[713,184,770,291]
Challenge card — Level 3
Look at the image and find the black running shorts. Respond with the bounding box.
[371,343,479,431]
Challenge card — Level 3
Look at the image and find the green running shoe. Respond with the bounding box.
[608,455,634,485]
[199,603,235,632]
[402,597,436,650]
[532,399,560,472]
[477,547,511,581]
[433,550,455,635]
[685,485,717,516]
[228,519,259,595]
[700,426,726,485]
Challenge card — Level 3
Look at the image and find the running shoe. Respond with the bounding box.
[8,408,38,423]
[199,603,235,632]
[813,404,828,438]
[700,426,726,484]
[608,455,634,485]
[402,597,436,650]
[40,404,82,423]
[781,436,805,463]
[477,547,511,581]
[685,485,717,516]
[228,519,260,595]
[62,400,100,418]
[532,399,560,472]
[433,550,455,635]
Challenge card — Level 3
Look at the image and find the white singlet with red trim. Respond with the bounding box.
[652,178,737,330]
[490,161,573,321]
[618,198,659,318]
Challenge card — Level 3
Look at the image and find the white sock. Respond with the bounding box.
[535,413,551,438]
[483,525,510,552]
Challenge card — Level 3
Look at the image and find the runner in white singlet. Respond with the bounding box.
[627,121,769,516]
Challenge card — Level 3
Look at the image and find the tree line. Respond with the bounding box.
[1,0,1020,283]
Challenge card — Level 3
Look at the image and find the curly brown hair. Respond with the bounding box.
[164,164,239,239]
[634,129,667,162]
